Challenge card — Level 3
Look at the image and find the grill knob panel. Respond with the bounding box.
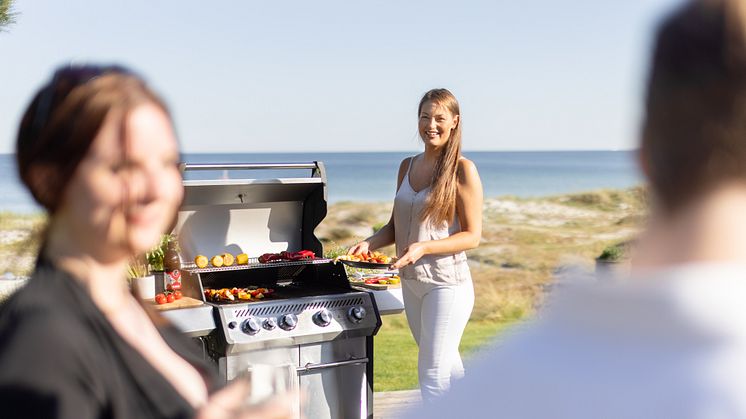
[263,317,277,330]
[241,317,261,335]
[279,314,298,331]
[348,306,366,323]
[313,309,332,327]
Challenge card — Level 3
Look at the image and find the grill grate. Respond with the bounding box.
[184,258,333,274]
[232,297,365,318]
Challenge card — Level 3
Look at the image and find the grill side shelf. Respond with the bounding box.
[184,258,334,274]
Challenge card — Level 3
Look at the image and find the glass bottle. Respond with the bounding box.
[163,240,182,291]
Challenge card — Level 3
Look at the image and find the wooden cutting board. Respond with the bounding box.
[150,296,205,311]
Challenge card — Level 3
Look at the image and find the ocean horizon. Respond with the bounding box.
[0,151,643,214]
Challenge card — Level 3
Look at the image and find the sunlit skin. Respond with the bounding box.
[418,101,460,151]
[349,100,483,268]
[51,104,183,266]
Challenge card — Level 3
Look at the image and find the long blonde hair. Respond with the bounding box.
[418,88,462,226]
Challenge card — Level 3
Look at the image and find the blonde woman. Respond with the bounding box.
[349,88,483,402]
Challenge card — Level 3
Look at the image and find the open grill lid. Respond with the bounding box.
[174,162,327,264]
[173,162,355,302]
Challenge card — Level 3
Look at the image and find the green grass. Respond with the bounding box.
[373,313,512,391]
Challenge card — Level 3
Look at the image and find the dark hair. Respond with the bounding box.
[16,65,170,214]
[641,0,746,212]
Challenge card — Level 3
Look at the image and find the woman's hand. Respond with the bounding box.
[348,241,370,256]
[196,380,295,419]
[390,242,428,270]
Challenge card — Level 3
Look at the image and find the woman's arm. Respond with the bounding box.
[391,158,482,269]
[348,158,411,254]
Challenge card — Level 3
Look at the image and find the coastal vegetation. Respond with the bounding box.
[0,0,16,32]
[0,187,647,390]
[317,186,647,390]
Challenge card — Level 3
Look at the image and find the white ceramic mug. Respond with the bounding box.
[134,275,156,300]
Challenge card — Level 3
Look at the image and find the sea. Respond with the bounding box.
[0,151,643,214]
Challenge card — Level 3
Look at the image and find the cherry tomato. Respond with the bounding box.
[166,293,175,303]
[155,293,167,305]
[173,290,183,300]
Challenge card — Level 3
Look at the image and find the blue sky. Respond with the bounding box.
[0,0,682,153]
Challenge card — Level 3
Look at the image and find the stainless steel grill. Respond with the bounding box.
[167,162,381,419]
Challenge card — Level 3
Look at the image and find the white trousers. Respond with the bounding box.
[402,278,475,403]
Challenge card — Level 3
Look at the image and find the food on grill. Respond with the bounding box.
[236,253,249,265]
[335,251,392,264]
[222,253,235,266]
[258,250,316,263]
[363,275,400,285]
[211,255,224,267]
[194,255,209,268]
[204,287,275,302]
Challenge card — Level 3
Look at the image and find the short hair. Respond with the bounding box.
[641,0,746,212]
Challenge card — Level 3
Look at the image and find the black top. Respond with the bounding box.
[0,259,218,419]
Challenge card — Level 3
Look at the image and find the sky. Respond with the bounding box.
[0,0,683,153]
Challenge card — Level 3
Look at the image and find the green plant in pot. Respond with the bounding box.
[127,254,156,299]
[597,244,627,263]
[147,233,176,272]
[127,255,149,280]
[595,240,632,276]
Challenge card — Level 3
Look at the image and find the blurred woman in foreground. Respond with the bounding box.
[407,0,746,417]
[0,65,291,419]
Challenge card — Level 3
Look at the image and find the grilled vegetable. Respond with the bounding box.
[194,255,209,268]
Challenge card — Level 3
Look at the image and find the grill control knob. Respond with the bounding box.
[263,317,277,330]
[241,317,261,335]
[279,314,298,331]
[348,306,366,323]
[313,309,332,327]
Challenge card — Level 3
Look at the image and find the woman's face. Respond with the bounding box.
[59,103,183,259]
[418,100,459,149]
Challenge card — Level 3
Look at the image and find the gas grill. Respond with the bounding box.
[169,162,381,419]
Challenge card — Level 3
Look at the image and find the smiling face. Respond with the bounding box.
[57,103,183,260]
[418,100,460,150]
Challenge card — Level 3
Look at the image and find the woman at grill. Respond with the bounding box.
[0,64,291,419]
[349,88,483,402]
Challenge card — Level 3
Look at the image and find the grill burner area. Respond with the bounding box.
[171,162,381,418]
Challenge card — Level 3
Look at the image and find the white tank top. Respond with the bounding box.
[393,156,471,285]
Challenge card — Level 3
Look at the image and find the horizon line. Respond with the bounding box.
[0,148,638,156]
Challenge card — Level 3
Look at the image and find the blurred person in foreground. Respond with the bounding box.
[407,0,746,417]
[0,65,292,419]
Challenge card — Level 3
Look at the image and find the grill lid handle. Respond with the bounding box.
[181,163,319,171]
